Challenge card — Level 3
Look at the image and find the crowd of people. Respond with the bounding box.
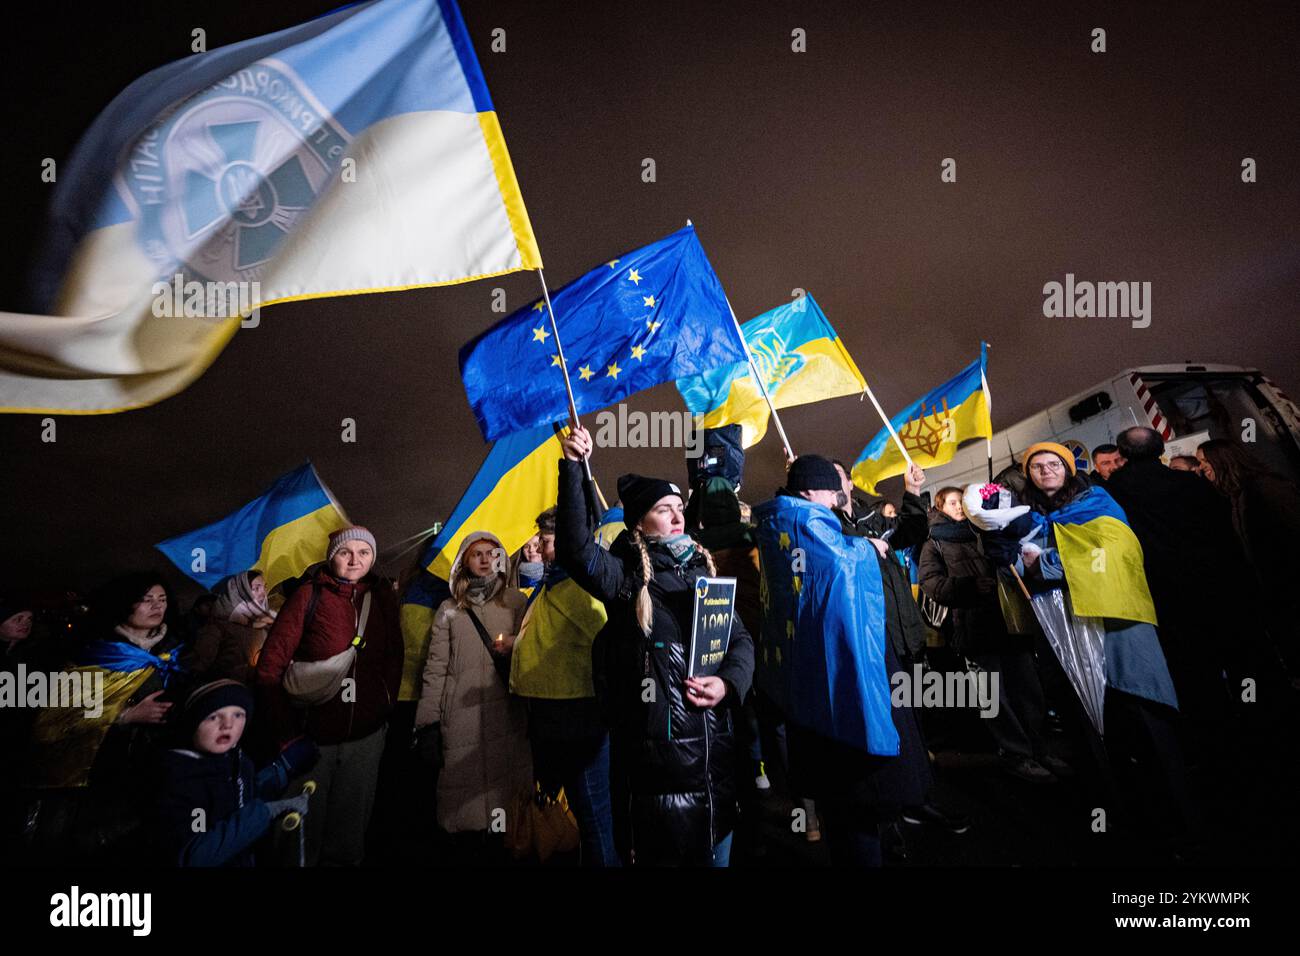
[1,424,1296,867]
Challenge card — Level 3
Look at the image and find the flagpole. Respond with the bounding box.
[981,341,994,483]
[537,268,594,480]
[591,478,610,513]
[862,382,915,469]
[686,219,794,462]
[379,524,443,569]
[725,296,795,462]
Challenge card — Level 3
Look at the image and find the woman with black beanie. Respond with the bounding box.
[554,426,754,866]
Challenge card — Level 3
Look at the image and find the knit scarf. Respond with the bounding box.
[929,517,976,544]
[517,561,545,586]
[467,574,500,602]
[647,532,697,567]
[212,571,274,626]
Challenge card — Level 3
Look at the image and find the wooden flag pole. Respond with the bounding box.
[982,341,994,483]
[591,478,610,513]
[537,268,594,480]
[1007,563,1034,602]
[725,295,795,462]
[862,382,915,469]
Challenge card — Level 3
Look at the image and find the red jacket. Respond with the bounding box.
[255,570,402,746]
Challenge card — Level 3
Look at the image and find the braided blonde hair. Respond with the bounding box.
[629,529,716,636]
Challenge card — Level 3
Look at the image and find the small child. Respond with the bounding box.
[153,679,314,866]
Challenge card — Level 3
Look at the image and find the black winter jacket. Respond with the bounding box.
[151,747,286,866]
[838,504,928,661]
[850,491,929,549]
[917,511,1011,654]
[556,460,755,865]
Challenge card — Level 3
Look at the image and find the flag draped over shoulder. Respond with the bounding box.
[752,495,899,757]
[852,343,992,494]
[676,293,866,448]
[398,570,452,701]
[425,423,566,579]
[459,224,745,442]
[155,462,348,591]
[25,645,184,789]
[1039,488,1158,626]
[0,0,540,414]
[509,566,608,700]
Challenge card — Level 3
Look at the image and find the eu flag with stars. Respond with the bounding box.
[459,224,745,441]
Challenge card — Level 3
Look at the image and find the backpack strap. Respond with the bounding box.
[301,583,322,636]
[301,583,373,648]
[351,591,373,649]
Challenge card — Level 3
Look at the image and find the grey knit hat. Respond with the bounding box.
[326,526,378,562]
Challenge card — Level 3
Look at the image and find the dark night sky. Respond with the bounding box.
[2,0,1298,596]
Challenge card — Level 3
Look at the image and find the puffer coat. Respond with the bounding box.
[556,460,755,866]
[918,510,1011,654]
[255,569,402,747]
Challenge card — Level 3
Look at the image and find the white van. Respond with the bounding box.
[921,364,1300,491]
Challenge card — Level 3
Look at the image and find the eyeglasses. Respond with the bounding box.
[1028,460,1066,474]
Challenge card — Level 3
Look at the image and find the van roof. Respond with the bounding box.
[925,364,1263,480]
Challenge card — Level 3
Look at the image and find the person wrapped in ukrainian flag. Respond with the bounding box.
[24,572,192,862]
[967,441,1196,842]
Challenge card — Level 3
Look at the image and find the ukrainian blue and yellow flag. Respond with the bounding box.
[509,565,608,700]
[852,343,993,494]
[594,506,625,549]
[752,494,899,756]
[398,570,452,701]
[676,293,866,447]
[1035,488,1158,626]
[1,0,539,414]
[459,224,745,441]
[27,642,186,789]
[424,422,567,579]
[156,462,348,591]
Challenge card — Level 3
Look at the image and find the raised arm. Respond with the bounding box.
[554,427,630,606]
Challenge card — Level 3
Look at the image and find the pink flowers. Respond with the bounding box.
[978,483,1003,501]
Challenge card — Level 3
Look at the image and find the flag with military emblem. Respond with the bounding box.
[0,0,540,414]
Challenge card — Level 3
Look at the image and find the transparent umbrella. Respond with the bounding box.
[1028,588,1107,737]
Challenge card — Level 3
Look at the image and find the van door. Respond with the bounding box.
[1134,371,1300,482]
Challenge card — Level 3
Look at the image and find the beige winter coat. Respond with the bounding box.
[416,581,533,833]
